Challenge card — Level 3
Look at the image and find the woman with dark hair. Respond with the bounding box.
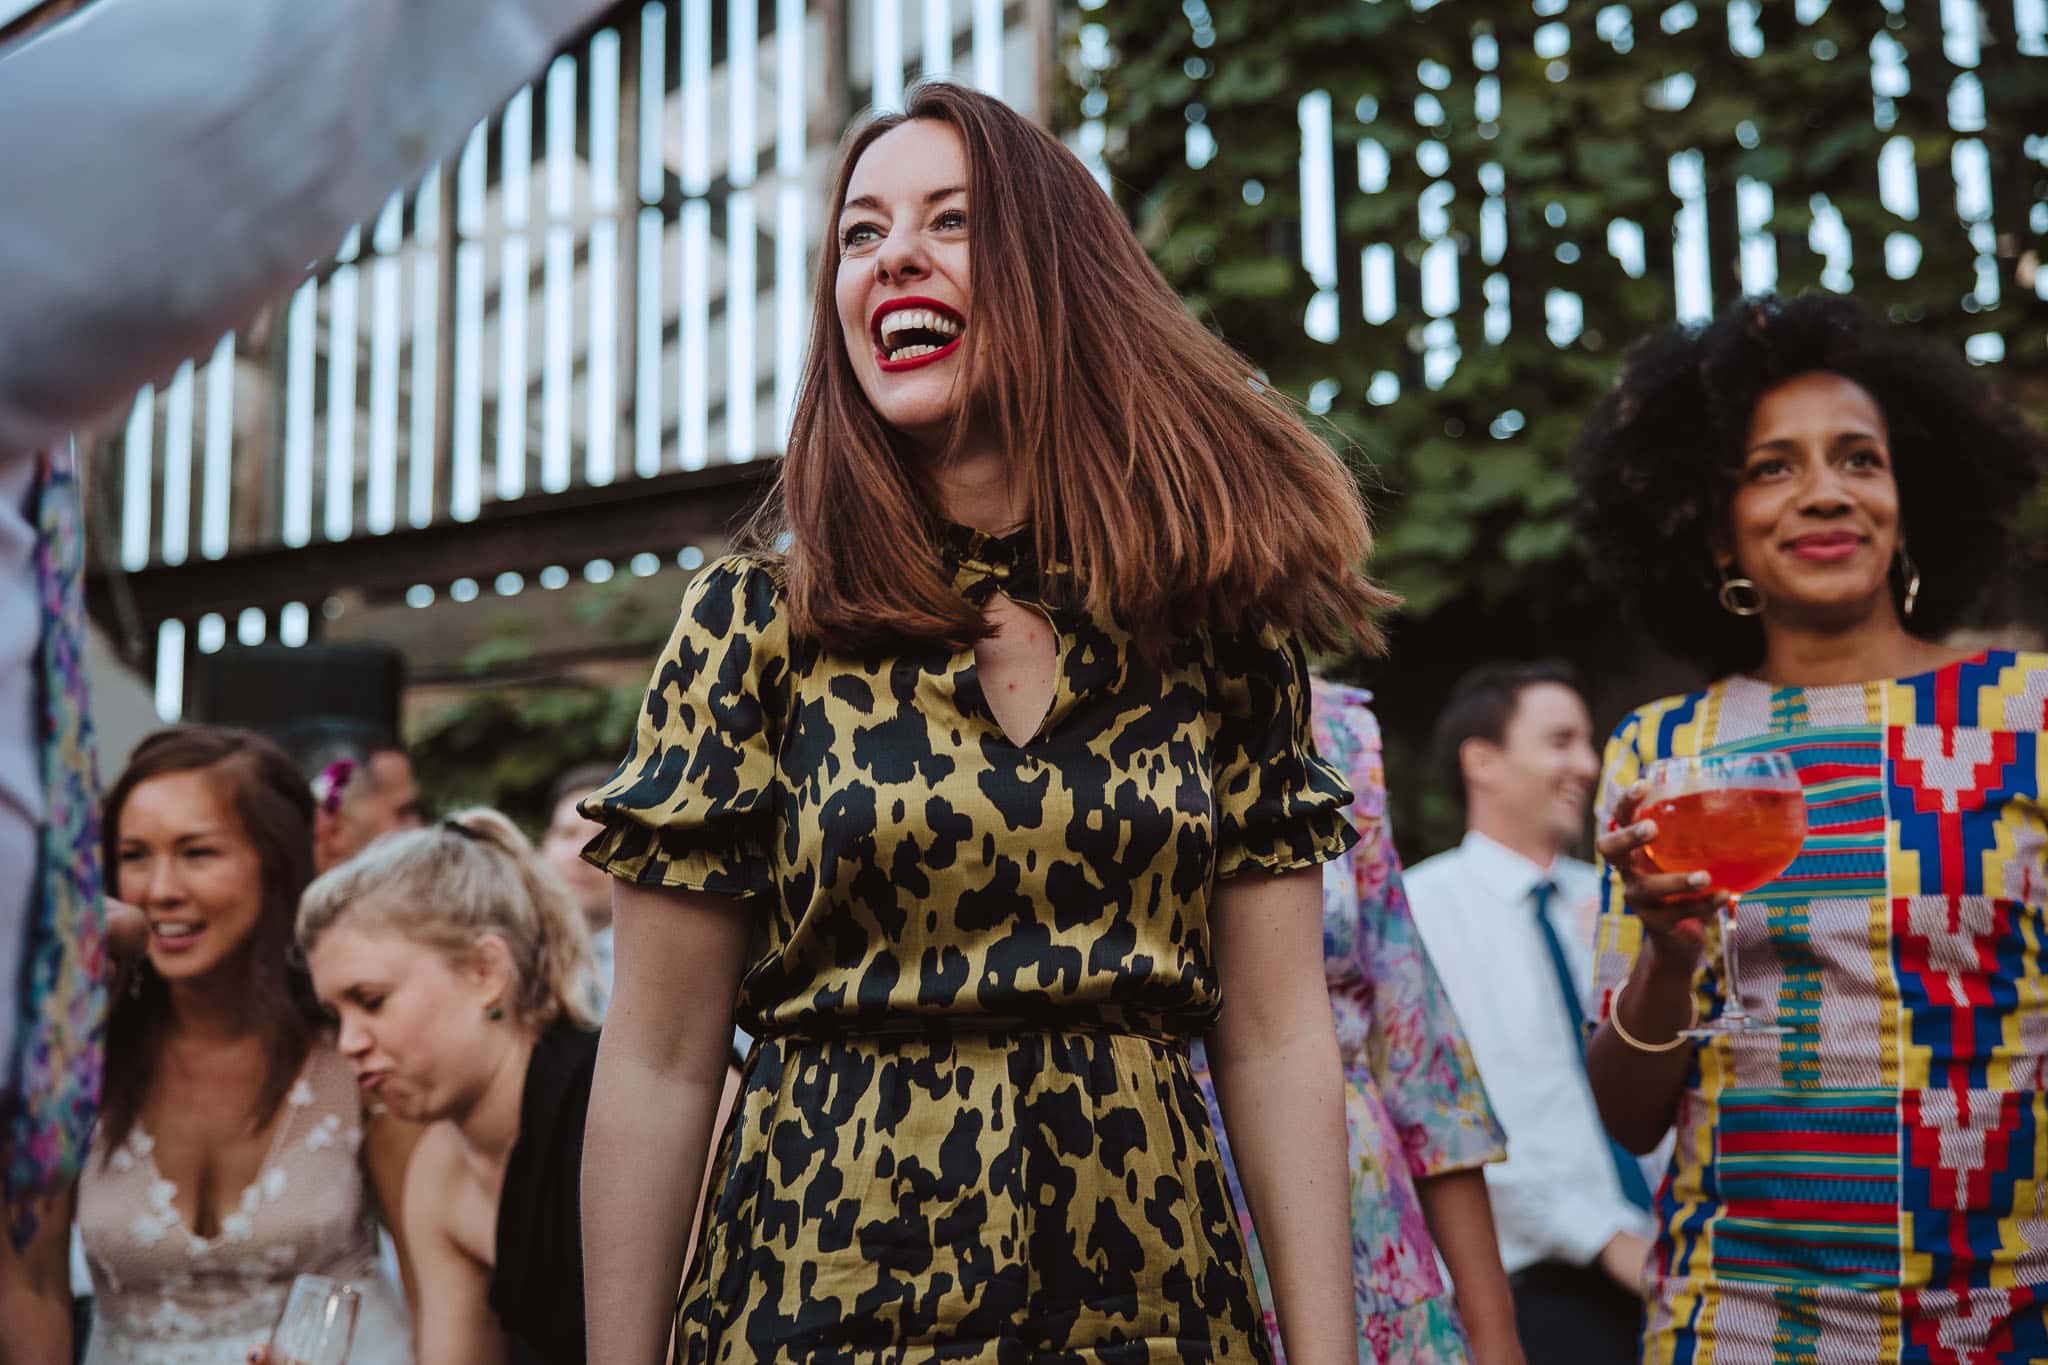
[1575,293,2048,1362]
[582,80,1388,1364]
[2,726,416,1362]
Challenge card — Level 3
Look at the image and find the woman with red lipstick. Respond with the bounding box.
[0,727,416,1363]
[580,81,1390,1365]
[1573,293,2048,1364]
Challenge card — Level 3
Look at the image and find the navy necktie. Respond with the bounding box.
[1531,879,1654,1212]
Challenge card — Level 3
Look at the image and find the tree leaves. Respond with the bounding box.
[1089,0,2046,633]
[1082,0,2048,852]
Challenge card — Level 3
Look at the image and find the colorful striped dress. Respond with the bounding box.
[1592,650,2048,1364]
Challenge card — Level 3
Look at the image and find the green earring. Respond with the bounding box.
[486,1005,505,1022]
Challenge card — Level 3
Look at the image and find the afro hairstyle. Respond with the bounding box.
[1572,292,2044,677]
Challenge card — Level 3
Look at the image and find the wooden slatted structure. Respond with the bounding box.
[77,0,2048,721]
[79,0,1060,717]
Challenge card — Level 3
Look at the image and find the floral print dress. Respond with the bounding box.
[1194,680,1506,1365]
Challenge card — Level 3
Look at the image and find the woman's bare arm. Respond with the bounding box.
[583,881,751,1365]
[360,1107,426,1310]
[1206,866,1357,1365]
[403,1129,507,1365]
[1415,1169,1524,1365]
[1584,786,1718,1154]
[0,1187,74,1365]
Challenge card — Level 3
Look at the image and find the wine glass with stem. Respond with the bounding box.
[268,1274,359,1365]
[1636,750,1808,1039]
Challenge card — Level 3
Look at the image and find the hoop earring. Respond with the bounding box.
[1897,546,1921,620]
[1717,570,1765,617]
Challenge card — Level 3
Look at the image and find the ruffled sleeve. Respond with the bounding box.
[579,556,787,899]
[1210,624,1358,880]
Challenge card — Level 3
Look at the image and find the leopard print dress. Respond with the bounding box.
[583,523,1357,1364]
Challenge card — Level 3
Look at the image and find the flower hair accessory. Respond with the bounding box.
[311,759,358,816]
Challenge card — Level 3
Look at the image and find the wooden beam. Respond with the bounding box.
[88,459,779,645]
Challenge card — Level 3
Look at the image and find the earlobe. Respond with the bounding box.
[1459,737,1498,792]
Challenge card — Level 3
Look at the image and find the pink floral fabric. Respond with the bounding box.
[1195,680,1504,1364]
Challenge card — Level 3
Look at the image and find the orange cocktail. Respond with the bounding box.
[1637,752,1807,1038]
[1640,786,1808,898]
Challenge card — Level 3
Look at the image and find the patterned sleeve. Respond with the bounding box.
[1322,692,1507,1178]
[1590,709,1652,1022]
[1211,625,1359,881]
[579,555,787,899]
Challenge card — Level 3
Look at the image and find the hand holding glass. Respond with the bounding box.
[1636,751,1807,1038]
[269,1275,359,1365]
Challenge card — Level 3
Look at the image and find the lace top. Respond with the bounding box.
[76,1045,412,1364]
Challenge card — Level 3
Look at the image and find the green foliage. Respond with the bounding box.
[1076,0,2048,855]
[409,679,643,836]
[406,577,675,835]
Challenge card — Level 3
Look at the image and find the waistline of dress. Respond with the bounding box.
[747,1015,1193,1051]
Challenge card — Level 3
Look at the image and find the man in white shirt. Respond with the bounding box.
[1406,661,1657,1365]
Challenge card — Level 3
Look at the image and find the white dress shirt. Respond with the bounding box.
[0,457,35,1096]
[1406,830,1657,1275]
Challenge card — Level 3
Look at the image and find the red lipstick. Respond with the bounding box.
[870,295,965,373]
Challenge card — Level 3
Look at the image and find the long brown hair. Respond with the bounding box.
[100,727,324,1159]
[755,81,1395,655]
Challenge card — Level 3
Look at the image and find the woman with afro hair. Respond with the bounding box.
[1573,292,2048,1363]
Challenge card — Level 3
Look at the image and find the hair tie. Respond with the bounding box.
[442,818,482,842]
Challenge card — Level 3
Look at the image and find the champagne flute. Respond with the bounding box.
[269,1274,360,1365]
[1636,751,1808,1039]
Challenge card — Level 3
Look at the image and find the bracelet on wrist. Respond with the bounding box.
[1609,972,1697,1053]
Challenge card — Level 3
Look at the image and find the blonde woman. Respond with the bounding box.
[296,812,603,1365]
[297,811,739,1365]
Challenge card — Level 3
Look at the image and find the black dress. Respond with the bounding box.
[489,1023,600,1365]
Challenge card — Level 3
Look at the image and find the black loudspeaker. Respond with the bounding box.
[185,643,405,762]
